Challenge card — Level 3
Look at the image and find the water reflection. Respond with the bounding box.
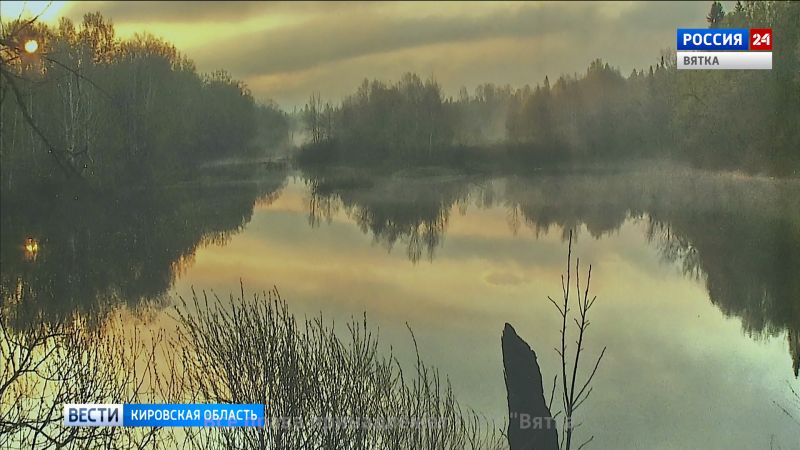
[304,167,484,262]
[0,164,287,330]
[648,214,800,377]
[1,165,797,378]
[300,167,800,376]
[22,237,40,262]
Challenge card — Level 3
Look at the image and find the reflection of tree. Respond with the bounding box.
[304,169,479,262]
[790,330,799,378]
[640,176,800,378]
[504,169,800,376]
[647,211,800,378]
[502,174,630,240]
[304,167,799,374]
[648,215,800,336]
[0,166,287,331]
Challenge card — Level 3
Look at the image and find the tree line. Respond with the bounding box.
[2,2,797,186]
[298,1,799,175]
[1,13,289,193]
[298,74,454,166]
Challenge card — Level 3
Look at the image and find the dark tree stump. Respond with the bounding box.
[502,323,559,450]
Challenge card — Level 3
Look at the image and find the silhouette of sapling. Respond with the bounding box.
[545,230,606,450]
[503,230,606,450]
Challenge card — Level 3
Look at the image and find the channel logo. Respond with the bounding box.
[676,28,772,70]
[63,404,265,427]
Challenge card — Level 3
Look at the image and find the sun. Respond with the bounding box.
[24,39,39,54]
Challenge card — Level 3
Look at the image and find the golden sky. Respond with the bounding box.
[1,1,712,107]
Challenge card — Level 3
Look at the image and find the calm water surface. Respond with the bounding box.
[4,166,799,448]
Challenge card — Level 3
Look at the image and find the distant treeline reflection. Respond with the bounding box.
[0,163,287,331]
[304,166,480,262]
[300,166,800,375]
[2,161,797,375]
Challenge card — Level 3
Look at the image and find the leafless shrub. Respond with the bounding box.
[547,230,606,450]
[160,285,504,450]
[2,282,505,449]
[0,311,169,449]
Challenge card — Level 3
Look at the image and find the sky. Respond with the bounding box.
[1,1,714,108]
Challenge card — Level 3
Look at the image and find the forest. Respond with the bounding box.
[2,1,799,195]
[1,13,289,194]
[297,1,799,175]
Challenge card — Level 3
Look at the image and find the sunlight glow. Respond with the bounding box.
[23,39,38,53]
[23,237,39,261]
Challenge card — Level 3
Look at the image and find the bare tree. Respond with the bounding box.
[547,230,606,450]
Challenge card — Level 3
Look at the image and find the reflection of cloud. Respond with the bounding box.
[53,1,709,106]
[484,270,528,286]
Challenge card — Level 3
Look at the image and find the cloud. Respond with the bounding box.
[56,1,711,106]
[188,1,708,105]
[61,1,339,23]
[197,3,604,77]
